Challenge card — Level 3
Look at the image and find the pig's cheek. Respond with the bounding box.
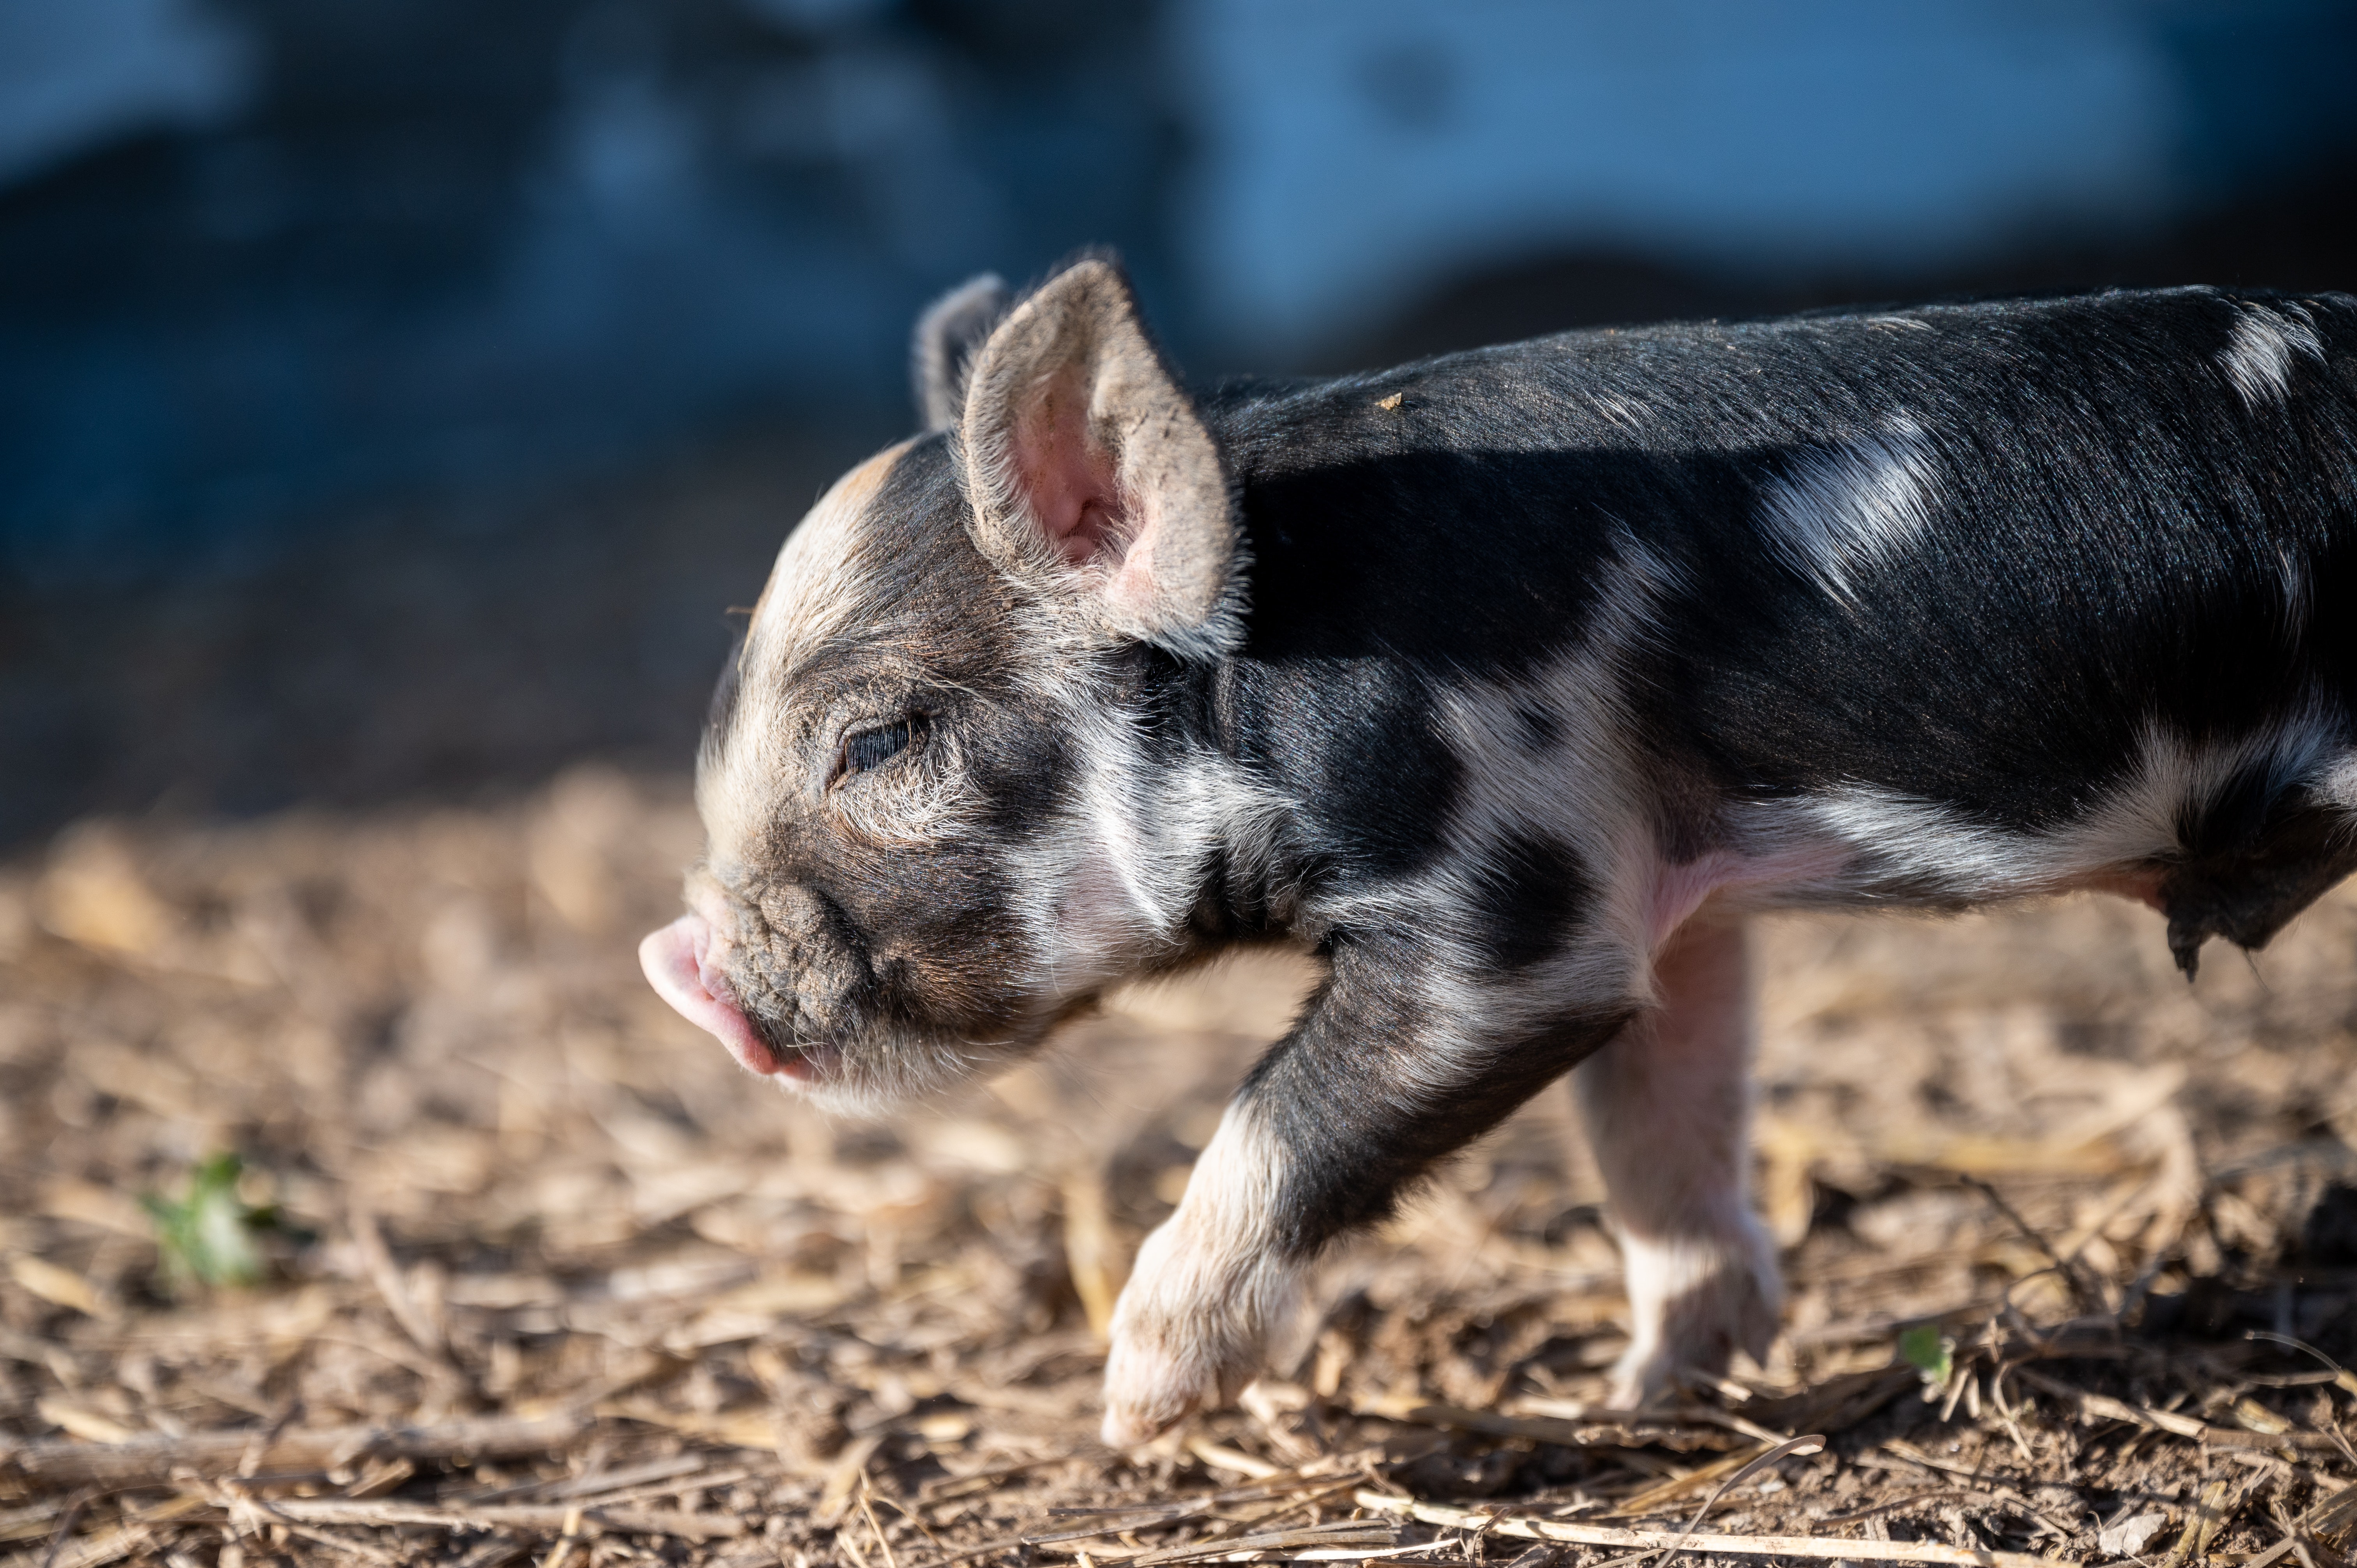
[1097,1215,1288,1447]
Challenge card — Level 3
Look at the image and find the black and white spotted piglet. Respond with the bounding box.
[641,254,2357,1443]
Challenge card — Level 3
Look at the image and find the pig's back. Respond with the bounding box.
[1211,285,2357,837]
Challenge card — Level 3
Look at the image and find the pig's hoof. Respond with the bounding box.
[1100,1156,1306,1446]
[1099,1320,1253,1446]
[1607,1228,1782,1408]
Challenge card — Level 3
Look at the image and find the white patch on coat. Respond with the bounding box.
[1102,1099,1303,1444]
[1000,678,1297,1002]
[1770,703,2348,901]
[2320,750,2357,814]
[1442,534,1677,988]
[2222,301,2325,410]
[1755,419,1938,604]
[2279,546,2311,643]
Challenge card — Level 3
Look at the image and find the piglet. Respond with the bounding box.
[645,254,2357,1443]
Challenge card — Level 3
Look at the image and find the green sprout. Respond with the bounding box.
[1897,1323,1954,1389]
[141,1153,275,1292]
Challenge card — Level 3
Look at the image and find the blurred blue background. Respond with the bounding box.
[3,0,2354,842]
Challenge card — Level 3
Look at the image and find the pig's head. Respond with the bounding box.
[640,257,1245,1114]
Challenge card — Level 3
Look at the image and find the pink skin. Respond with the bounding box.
[1645,849,2169,950]
[1578,913,1779,1406]
[1643,845,1844,948]
[638,914,822,1082]
[1014,369,1117,566]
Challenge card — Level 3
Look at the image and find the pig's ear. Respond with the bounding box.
[912,273,1010,433]
[959,257,1238,652]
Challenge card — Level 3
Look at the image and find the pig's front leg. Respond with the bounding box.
[1101,935,1626,1444]
[1576,915,1779,1407]
[1099,1095,1297,1445]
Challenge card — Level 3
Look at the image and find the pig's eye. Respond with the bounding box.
[833,716,922,785]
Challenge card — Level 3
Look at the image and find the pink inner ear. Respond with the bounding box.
[1014,369,1131,569]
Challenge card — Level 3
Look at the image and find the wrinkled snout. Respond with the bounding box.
[639,913,821,1081]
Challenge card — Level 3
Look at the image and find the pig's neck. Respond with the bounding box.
[1127,645,1393,950]
[1109,645,1307,948]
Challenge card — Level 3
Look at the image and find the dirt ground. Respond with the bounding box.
[8,769,2357,1568]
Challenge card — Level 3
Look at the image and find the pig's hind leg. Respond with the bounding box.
[1575,915,1781,1407]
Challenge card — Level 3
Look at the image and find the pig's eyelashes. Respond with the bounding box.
[831,715,925,787]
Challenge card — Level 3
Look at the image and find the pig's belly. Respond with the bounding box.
[1675,770,2357,975]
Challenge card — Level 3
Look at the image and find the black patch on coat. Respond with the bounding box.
[1234,448,1622,675]
[1230,658,1463,884]
[1468,832,1590,971]
[1238,931,1630,1257]
[1514,703,1563,750]
[2163,775,2357,976]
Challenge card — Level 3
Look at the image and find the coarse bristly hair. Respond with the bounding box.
[650,259,2357,1442]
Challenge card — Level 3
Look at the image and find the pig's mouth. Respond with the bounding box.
[638,914,840,1083]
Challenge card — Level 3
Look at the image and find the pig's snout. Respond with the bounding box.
[640,913,817,1081]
